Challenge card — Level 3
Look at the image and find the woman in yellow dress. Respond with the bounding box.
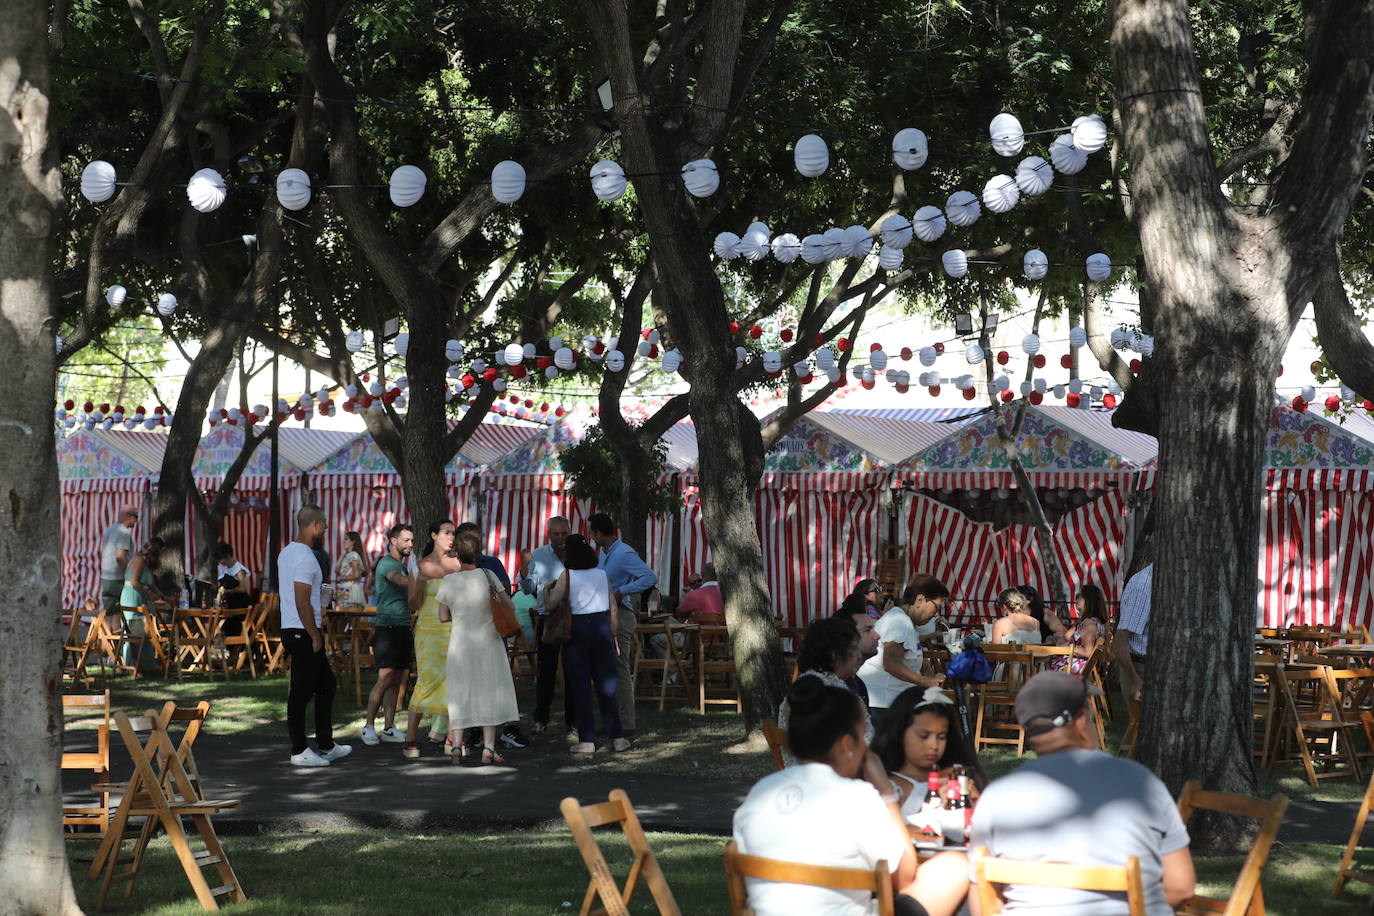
[402,520,460,757]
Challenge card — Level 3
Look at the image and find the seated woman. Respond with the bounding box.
[859,573,949,731]
[733,678,969,916]
[1017,583,1066,645]
[989,588,1041,645]
[778,615,870,765]
[871,685,986,829]
[1050,583,1109,677]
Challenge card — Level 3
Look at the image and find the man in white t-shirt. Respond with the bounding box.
[968,672,1195,915]
[280,505,352,768]
[99,506,138,612]
[858,573,947,728]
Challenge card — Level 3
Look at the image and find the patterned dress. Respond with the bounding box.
[410,578,451,715]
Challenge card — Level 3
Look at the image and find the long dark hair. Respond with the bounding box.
[1077,584,1108,625]
[421,519,454,560]
[786,676,865,762]
[871,686,987,789]
[139,537,165,571]
[343,531,371,575]
[563,534,598,570]
[1016,583,1054,641]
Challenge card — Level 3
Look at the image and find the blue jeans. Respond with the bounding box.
[563,612,622,742]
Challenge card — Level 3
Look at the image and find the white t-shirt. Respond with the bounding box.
[217,561,248,582]
[100,522,135,579]
[567,568,610,615]
[732,763,907,916]
[278,542,322,630]
[857,608,922,708]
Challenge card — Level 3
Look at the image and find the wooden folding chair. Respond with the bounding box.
[174,607,228,680]
[62,691,112,840]
[124,604,175,679]
[1117,697,1142,759]
[63,605,122,689]
[94,711,244,911]
[635,619,695,710]
[724,838,893,916]
[1334,770,1374,901]
[1270,665,1363,787]
[974,647,1033,756]
[1175,781,1287,916]
[219,605,258,679]
[697,625,742,713]
[971,846,1145,916]
[507,628,539,683]
[252,594,285,674]
[1325,667,1374,766]
[761,720,789,771]
[559,789,681,916]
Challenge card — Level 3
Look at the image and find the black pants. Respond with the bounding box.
[534,615,574,729]
[284,630,336,755]
[563,612,622,742]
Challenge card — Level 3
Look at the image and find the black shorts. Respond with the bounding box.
[373,624,414,670]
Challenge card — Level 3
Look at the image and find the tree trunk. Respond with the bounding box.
[0,1,80,906]
[615,443,653,560]
[396,297,450,537]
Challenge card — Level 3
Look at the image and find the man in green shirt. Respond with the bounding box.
[362,524,415,746]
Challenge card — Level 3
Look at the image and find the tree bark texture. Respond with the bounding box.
[0,3,81,908]
[583,0,788,727]
[1111,0,1374,847]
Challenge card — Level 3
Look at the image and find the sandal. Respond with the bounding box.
[481,745,504,765]
[402,741,421,759]
[450,744,467,764]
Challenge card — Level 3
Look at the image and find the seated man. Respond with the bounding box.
[969,672,1195,916]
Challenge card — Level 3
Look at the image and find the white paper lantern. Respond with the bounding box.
[345,384,359,397]
[816,347,836,371]
[545,367,560,379]
[821,227,848,260]
[919,346,937,367]
[878,245,904,271]
[1068,326,1087,348]
[681,159,719,197]
[143,417,157,430]
[941,249,969,278]
[1021,333,1041,356]
[800,234,829,265]
[187,168,227,213]
[771,233,801,263]
[369,381,384,397]
[1110,328,1131,350]
[1049,134,1087,175]
[1085,252,1112,282]
[1138,336,1155,358]
[393,332,409,355]
[444,339,464,362]
[634,340,650,357]
[763,351,783,373]
[1023,249,1049,280]
[1053,384,1066,399]
[390,165,425,208]
[982,174,1020,214]
[1090,385,1104,401]
[55,334,63,354]
[891,128,929,170]
[581,334,599,351]
[523,342,537,359]
[989,113,1025,157]
[105,285,127,308]
[913,206,947,242]
[965,344,985,364]
[276,168,312,210]
[1341,384,1357,401]
[80,160,117,203]
[554,347,576,370]
[550,335,564,351]
[156,293,178,318]
[1109,381,1123,396]
[794,361,812,378]
[993,375,1011,392]
[1071,114,1108,153]
[662,349,682,373]
[735,346,748,369]
[1069,378,1084,394]
[880,213,914,250]
[1020,380,1033,396]
[842,225,873,258]
[870,349,888,371]
[503,343,525,366]
[489,161,524,204]
[472,358,487,373]
[794,133,829,177]
[589,160,627,201]
[713,231,742,260]
[1015,156,1054,196]
[955,374,974,391]
[345,330,365,352]
[740,224,771,261]
[1034,378,1047,393]
[492,378,507,393]
[945,190,981,227]
[860,366,876,385]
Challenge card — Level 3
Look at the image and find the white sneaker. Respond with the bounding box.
[289,748,331,767]
[612,737,632,752]
[361,725,380,746]
[378,727,406,744]
[320,743,353,762]
[570,741,597,755]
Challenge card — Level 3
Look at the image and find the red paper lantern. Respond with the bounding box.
[1129,359,1141,373]
[592,341,606,355]
[1103,394,1118,410]
[900,347,913,361]
[489,405,500,413]
[928,385,941,397]
[895,384,909,394]
[361,395,374,408]
[870,342,882,352]
[540,402,549,411]
[524,399,534,408]
[1060,354,1074,370]
[461,375,475,389]
[1311,360,1324,375]
[1029,391,1044,405]
[82,401,94,413]
[642,328,653,340]
[836,338,851,352]
[511,365,528,379]
[933,342,945,355]
[781,329,794,343]
[997,351,1010,365]
[63,399,75,411]
[1276,364,1283,377]
[536,356,552,370]
[1325,395,1342,412]
[729,321,741,334]
[1033,354,1046,369]
[555,406,566,418]
[1365,399,1374,413]
[362,372,370,382]
[813,333,824,347]
[1291,396,1307,413]
[1066,392,1081,407]
[648,344,659,358]
[962,387,976,401]
[1000,390,1014,403]
[99,403,110,414]
[482,367,498,382]
[748,326,763,339]
[293,407,306,420]
[509,395,520,404]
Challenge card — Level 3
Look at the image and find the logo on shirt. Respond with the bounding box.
[774,784,804,815]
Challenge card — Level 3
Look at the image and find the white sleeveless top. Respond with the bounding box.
[567,568,611,615]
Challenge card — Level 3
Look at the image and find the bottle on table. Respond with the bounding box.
[911,770,944,836]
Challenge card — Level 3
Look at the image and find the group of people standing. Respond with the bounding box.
[280,505,659,767]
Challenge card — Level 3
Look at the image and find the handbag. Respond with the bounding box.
[484,569,522,639]
[541,573,572,646]
[947,644,993,684]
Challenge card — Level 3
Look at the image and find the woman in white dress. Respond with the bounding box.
[436,531,519,764]
[336,531,369,607]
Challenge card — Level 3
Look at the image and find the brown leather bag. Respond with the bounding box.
[484,570,521,638]
[541,572,572,646]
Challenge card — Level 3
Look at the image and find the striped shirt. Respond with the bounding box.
[1117,564,1154,656]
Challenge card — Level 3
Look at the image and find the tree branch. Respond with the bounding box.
[1313,251,1374,401]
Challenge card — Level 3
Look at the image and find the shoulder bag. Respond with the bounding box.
[483,569,521,638]
[541,571,573,646]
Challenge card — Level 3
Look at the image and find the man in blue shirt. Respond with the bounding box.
[589,512,658,736]
[520,515,571,734]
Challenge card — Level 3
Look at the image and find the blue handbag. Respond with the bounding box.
[947,643,993,684]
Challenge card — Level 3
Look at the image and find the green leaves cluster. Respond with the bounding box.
[559,425,682,519]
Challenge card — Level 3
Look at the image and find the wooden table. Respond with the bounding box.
[323,606,374,673]
[1316,644,1374,661]
[1254,637,1293,655]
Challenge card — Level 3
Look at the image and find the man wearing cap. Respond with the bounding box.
[967,672,1194,915]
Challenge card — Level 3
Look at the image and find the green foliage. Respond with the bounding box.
[58,317,169,408]
[559,424,681,518]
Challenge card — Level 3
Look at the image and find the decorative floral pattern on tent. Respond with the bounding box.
[313,431,477,478]
[489,421,582,475]
[56,430,155,492]
[1267,406,1374,470]
[764,420,882,473]
[905,408,1129,474]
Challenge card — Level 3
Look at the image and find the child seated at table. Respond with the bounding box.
[870,686,986,831]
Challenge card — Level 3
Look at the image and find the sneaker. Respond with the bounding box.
[566,729,581,744]
[530,721,548,735]
[378,727,406,744]
[570,741,597,755]
[361,725,380,746]
[319,743,353,763]
[289,748,331,767]
[500,725,528,749]
[612,737,632,752]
